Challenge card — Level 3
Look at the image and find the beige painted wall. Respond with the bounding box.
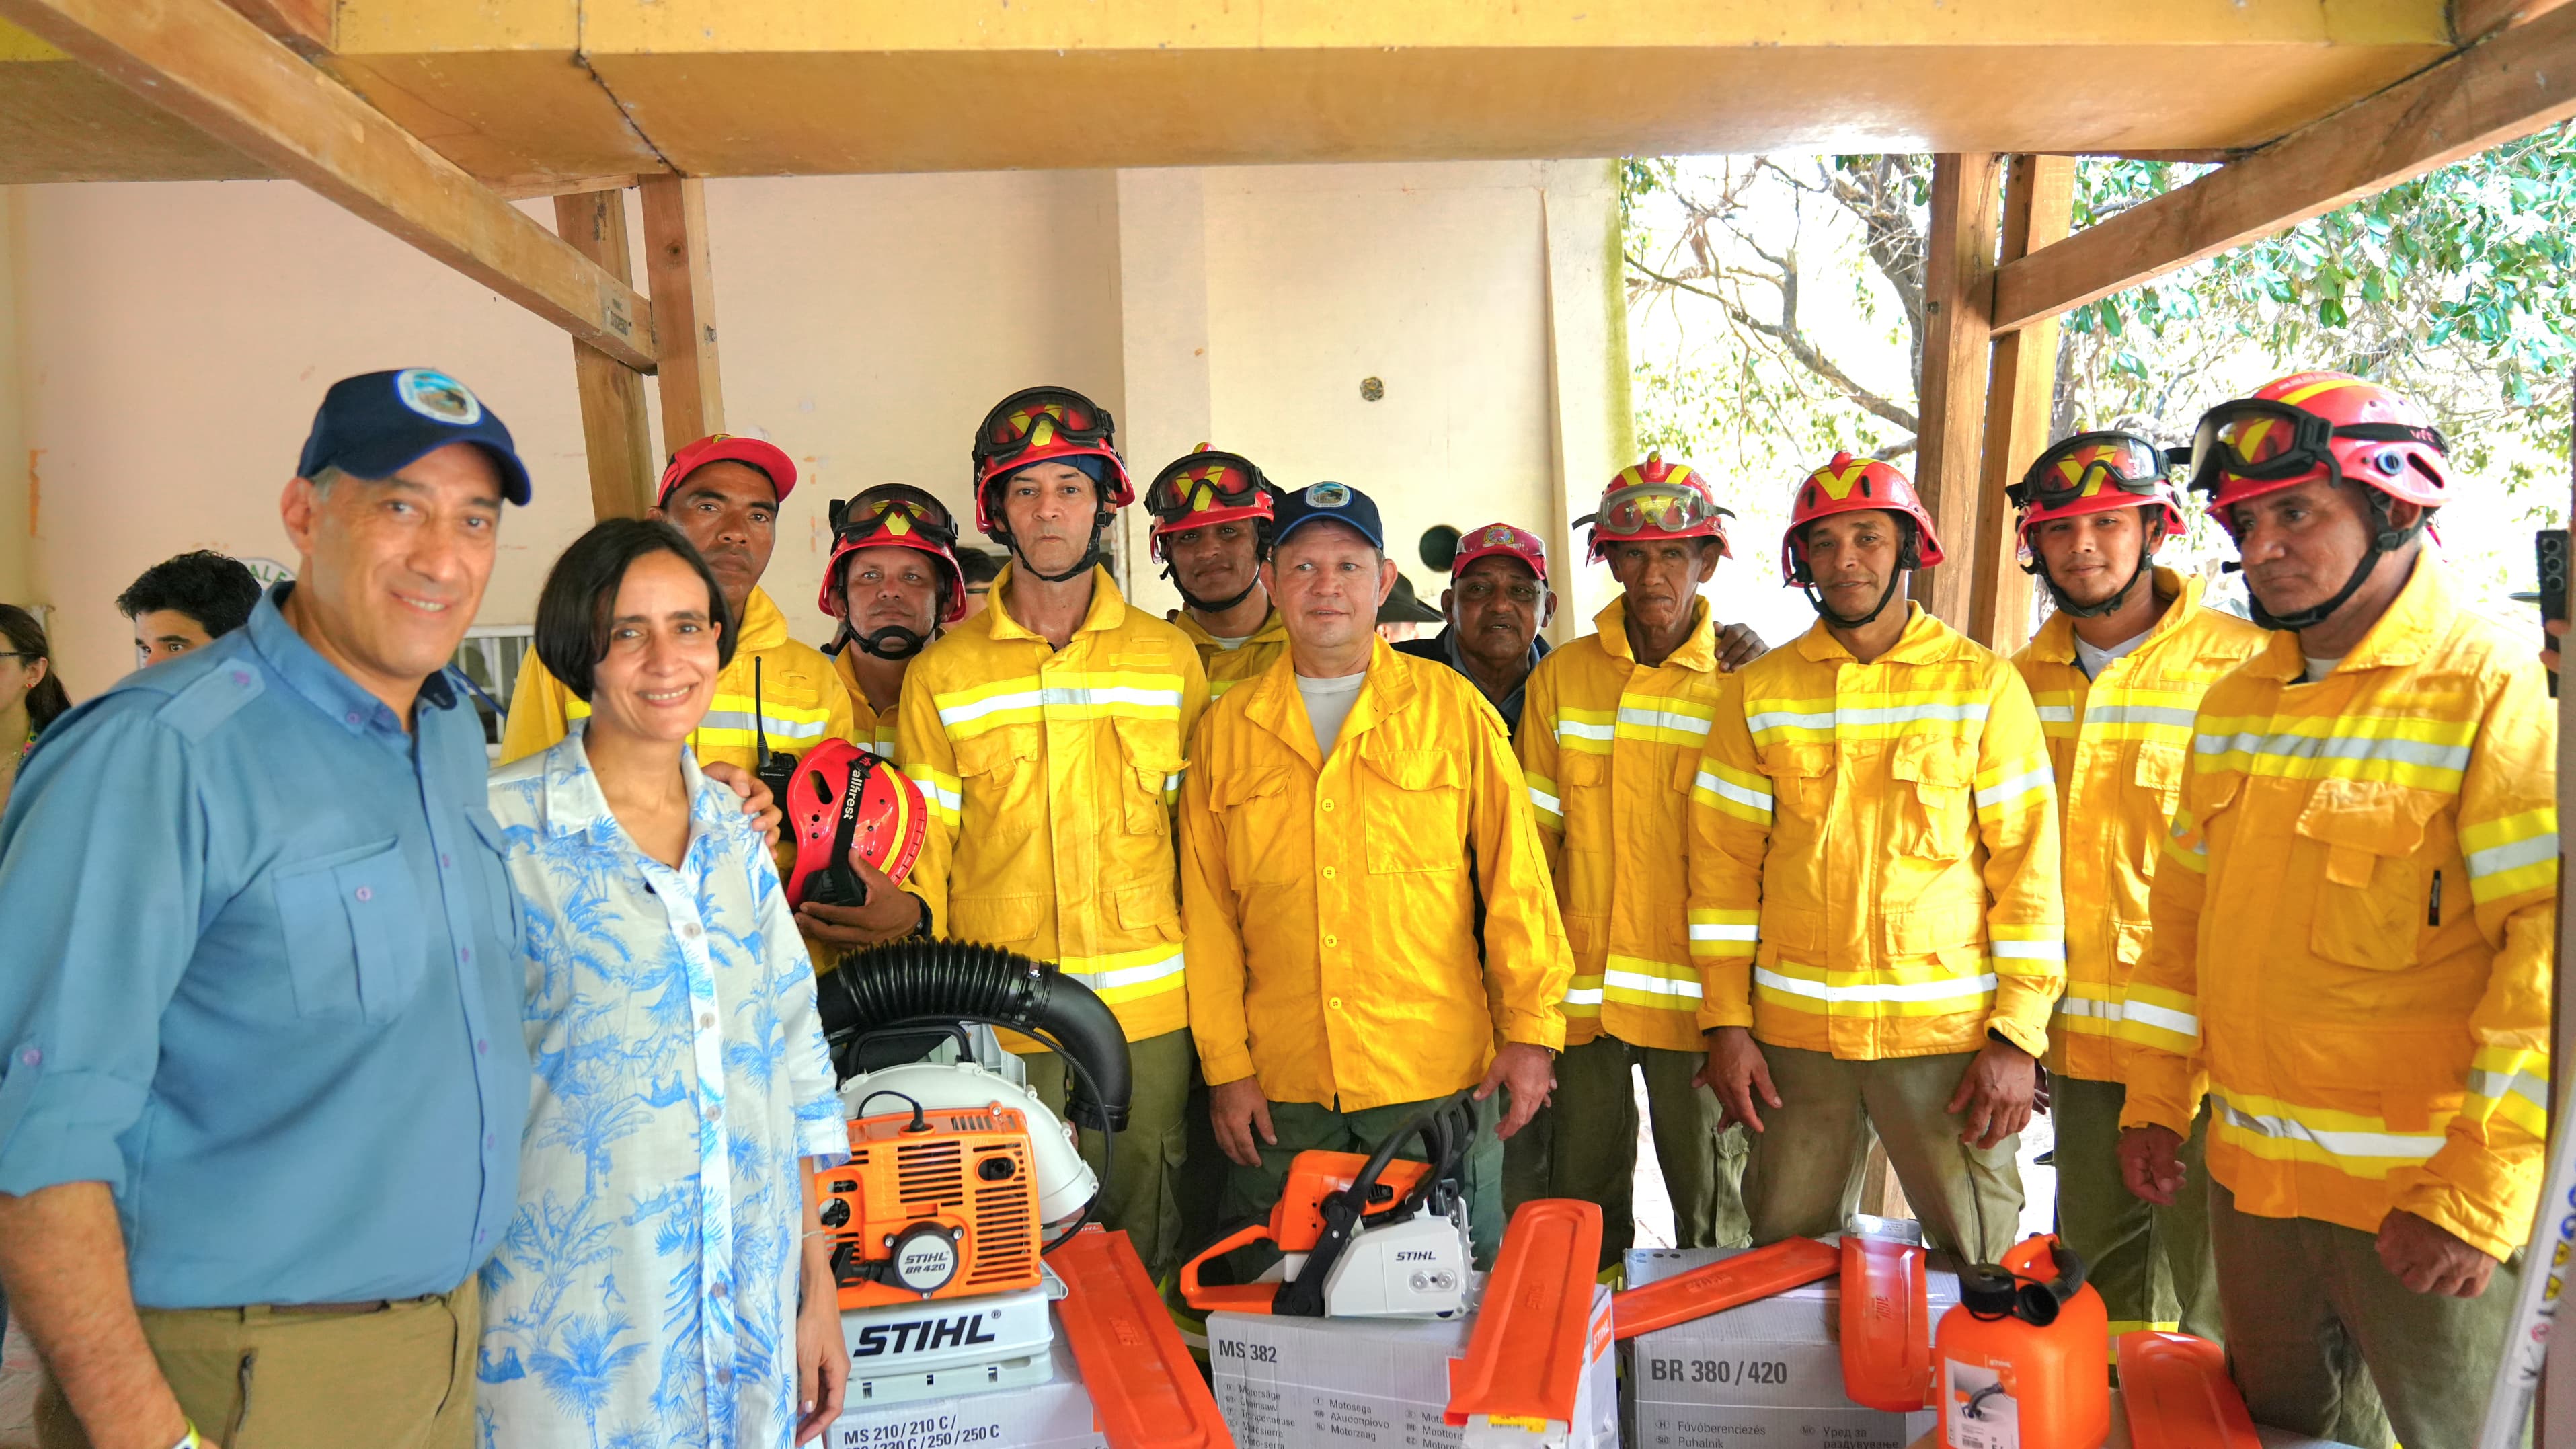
[1,161,1619,694]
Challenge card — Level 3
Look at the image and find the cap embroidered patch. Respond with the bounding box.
[395,368,482,426]
[1306,483,1351,508]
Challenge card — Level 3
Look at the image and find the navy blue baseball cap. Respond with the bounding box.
[1272,481,1384,551]
[296,368,532,505]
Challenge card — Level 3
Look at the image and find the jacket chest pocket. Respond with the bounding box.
[273,840,426,1023]
[1360,744,1466,874]
[2296,778,2442,972]
[1210,765,1300,886]
[465,807,524,962]
[2130,742,2187,873]
[953,724,1041,812]
[1111,717,1181,836]
[1758,742,1834,821]
[1889,733,1977,862]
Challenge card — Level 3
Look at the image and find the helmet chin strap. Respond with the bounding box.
[1166,564,1261,617]
[2238,492,2425,633]
[850,624,931,661]
[998,508,1116,585]
[2035,537,2156,620]
[1801,571,1906,629]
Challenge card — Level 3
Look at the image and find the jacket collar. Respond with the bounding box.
[1793,601,1955,666]
[1173,604,1286,651]
[1241,635,1416,771]
[533,719,730,847]
[1594,595,1716,672]
[247,581,459,735]
[732,586,789,654]
[2245,551,2452,682]
[2025,567,2200,666]
[984,563,1126,645]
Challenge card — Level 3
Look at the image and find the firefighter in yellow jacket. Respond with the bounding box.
[1694,453,2063,1263]
[820,483,970,758]
[1179,482,1572,1267]
[1511,455,1761,1269]
[2007,432,2267,1350]
[900,386,1209,1279]
[2117,373,2556,1448]
[1148,446,1288,697]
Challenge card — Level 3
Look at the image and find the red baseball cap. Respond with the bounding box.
[658,434,799,506]
[1451,522,1549,583]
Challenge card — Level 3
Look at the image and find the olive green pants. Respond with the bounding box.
[1220,1091,1508,1269]
[2051,1076,2220,1348]
[2210,1181,2528,1449]
[1504,1034,1750,1272]
[38,1279,478,1449]
[1024,1025,1196,1281]
[1740,1044,2023,1263]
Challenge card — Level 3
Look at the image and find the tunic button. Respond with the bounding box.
[1324,935,1338,948]
[346,711,361,725]
[477,1038,488,1054]
[440,853,452,869]
[713,1281,730,1299]
[459,947,471,963]
[1329,996,1344,1011]
[1321,867,1335,880]
[1321,799,1335,812]
[700,1013,717,1029]
[705,1103,722,1122]
[17,1048,37,1068]
[684,923,702,938]
[354,886,373,902]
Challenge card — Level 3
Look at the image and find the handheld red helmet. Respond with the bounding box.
[1577,453,1733,561]
[785,740,929,910]
[970,385,1134,534]
[1782,452,1943,627]
[2008,432,2187,620]
[821,485,969,627]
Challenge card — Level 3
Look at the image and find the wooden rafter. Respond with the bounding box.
[1993,1,2576,332]
[1967,155,2074,653]
[0,0,658,371]
[553,189,657,521]
[640,175,724,456]
[1912,152,2004,627]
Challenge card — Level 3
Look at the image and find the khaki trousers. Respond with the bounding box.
[1740,1044,2023,1263]
[1504,1034,1750,1271]
[1024,1025,1196,1280]
[2210,1181,2528,1449]
[2051,1076,2220,1347]
[38,1278,478,1449]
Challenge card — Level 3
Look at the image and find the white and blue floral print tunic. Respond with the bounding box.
[477,726,846,1449]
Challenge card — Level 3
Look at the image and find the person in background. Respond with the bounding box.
[955,546,1005,620]
[0,604,70,817]
[1147,445,1288,699]
[1375,570,1445,643]
[1694,451,2062,1264]
[1511,455,1758,1271]
[116,551,264,668]
[2119,374,2555,1448]
[822,485,968,758]
[2004,432,2264,1355]
[900,385,1208,1279]
[1179,482,1572,1267]
[1395,524,1558,737]
[0,368,537,1449]
[479,518,847,1448]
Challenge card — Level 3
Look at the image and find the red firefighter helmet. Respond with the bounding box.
[970,386,1134,536]
[1781,451,1945,583]
[784,740,929,910]
[1577,453,1733,561]
[820,485,970,625]
[1145,445,1277,560]
[2009,432,2188,561]
[2187,372,2451,533]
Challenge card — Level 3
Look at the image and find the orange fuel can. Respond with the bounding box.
[1934,1235,2110,1449]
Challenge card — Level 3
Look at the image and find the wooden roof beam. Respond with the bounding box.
[219,0,329,56]
[0,0,658,371]
[1992,0,2576,334]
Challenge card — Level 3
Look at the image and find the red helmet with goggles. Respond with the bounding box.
[784,740,929,910]
[970,385,1134,535]
[2009,432,2187,554]
[820,485,969,626]
[1781,451,1944,584]
[2188,372,2451,531]
[1577,453,1734,561]
[1146,445,1276,559]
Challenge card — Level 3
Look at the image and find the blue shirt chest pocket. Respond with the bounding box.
[273,840,426,1024]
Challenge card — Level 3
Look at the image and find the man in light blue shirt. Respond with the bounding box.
[0,369,535,1449]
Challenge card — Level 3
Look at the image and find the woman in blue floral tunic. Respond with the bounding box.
[479,520,849,1448]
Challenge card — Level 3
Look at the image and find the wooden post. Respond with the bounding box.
[639,173,724,456]
[1912,153,2004,626]
[552,188,656,520]
[1966,155,2076,653]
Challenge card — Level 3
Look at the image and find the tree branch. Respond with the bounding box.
[1625,251,1922,435]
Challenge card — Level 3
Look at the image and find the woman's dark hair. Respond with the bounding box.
[114,551,264,639]
[532,519,736,703]
[0,604,72,736]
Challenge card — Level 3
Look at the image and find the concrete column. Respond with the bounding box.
[1111,167,1213,619]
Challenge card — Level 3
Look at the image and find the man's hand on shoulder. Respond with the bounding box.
[701,761,783,845]
[1716,621,1768,672]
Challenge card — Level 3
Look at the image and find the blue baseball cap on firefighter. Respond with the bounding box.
[297,368,532,505]
[1272,481,1384,551]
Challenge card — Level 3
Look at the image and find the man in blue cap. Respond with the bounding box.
[0,368,536,1449]
[1178,481,1573,1266]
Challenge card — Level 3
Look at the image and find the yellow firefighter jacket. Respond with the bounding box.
[1690,604,2065,1060]
[829,645,904,758]
[2118,560,2557,1259]
[900,565,1208,1048]
[500,586,858,772]
[1518,596,1738,1052]
[1174,605,1290,701]
[2011,572,2267,1082]
[1179,638,1573,1111]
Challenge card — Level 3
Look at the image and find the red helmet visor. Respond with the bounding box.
[1578,482,1733,538]
[1146,453,1270,522]
[974,387,1116,475]
[2187,399,2446,500]
[2010,433,2170,512]
[831,485,959,549]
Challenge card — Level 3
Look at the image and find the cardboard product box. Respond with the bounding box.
[831,1337,1108,1449]
[1623,1246,1953,1449]
[1905,1391,2364,1447]
[1209,1284,1619,1448]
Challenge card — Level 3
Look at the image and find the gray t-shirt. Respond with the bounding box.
[1296,671,1370,757]
[2302,654,2345,684]
[2072,626,2153,680]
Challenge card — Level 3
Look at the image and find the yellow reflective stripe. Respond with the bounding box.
[1561,972,1606,1015]
[1687,908,1760,958]
[1614,693,1716,747]
[2464,1045,2551,1139]
[1974,754,2055,816]
[1603,954,1705,1010]
[2192,713,2476,791]
[1052,945,1186,1005]
[2461,806,2559,905]
[2208,1089,2449,1177]
[2054,982,2121,1034]
[1208,675,1247,699]
[2161,806,2208,873]
[915,765,964,826]
[2031,691,2080,742]
[1988,922,2065,973]
[1754,961,1994,1019]
[1524,773,1563,829]
[1555,707,1616,756]
[934,671,1188,734]
[1692,764,1772,824]
[2115,984,2200,1052]
[1746,691,1989,746]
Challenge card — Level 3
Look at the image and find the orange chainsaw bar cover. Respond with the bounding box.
[2118,1331,2262,1449]
[1840,1232,1933,1411]
[1052,1228,1235,1449]
[1612,1235,1839,1341]
[1444,1198,1603,1429]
